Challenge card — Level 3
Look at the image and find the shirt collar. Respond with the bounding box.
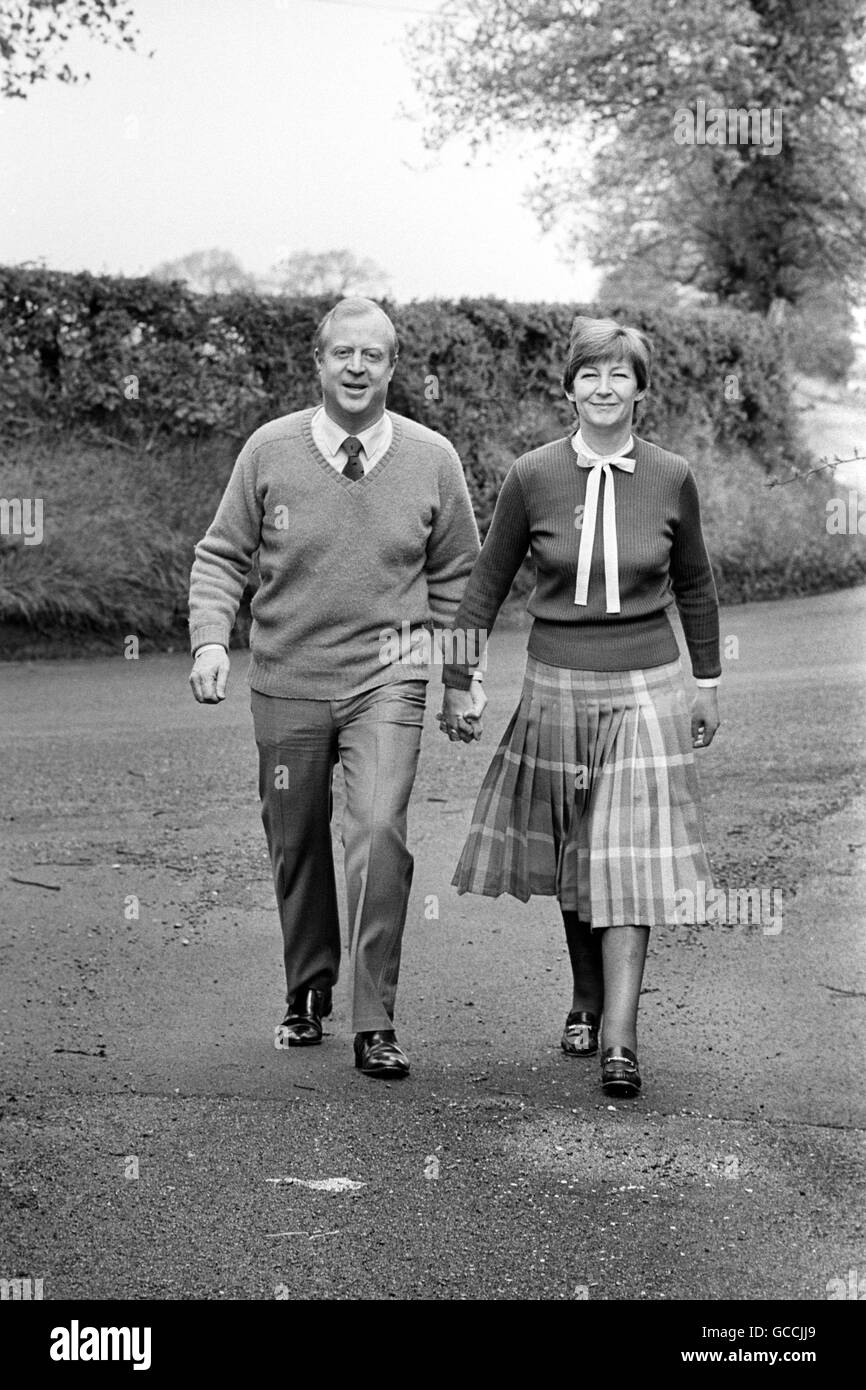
[314,406,391,460]
[571,427,635,460]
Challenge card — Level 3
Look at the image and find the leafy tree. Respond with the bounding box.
[0,0,143,100]
[785,279,857,382]
[406,0,866,314]
[150,249,256,296]
[595,261,694,312]
[265,249,390,298]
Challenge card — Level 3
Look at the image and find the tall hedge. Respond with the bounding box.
[3,266,862,652]
[1,265,796,521]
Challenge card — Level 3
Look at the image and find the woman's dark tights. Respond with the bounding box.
[562,910,649,1054]
[562,911,603,1017]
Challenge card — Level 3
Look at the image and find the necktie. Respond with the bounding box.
[342,436,364,481]
[574,450,636,614]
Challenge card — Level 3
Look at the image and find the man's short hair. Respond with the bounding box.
[561,315,653,396]
[313,298,399,363]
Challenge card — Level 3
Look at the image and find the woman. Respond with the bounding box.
[439,315,721,1098]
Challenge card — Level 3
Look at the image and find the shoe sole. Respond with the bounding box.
[354,1055,409,1078]
[357,1067,409,1079]
[601,1078,641,1097]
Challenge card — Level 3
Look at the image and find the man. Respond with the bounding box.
[188,298,484,1078]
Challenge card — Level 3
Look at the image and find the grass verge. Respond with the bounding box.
[1,420,864,661]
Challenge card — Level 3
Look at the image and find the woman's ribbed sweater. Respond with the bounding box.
[442,433,721,689]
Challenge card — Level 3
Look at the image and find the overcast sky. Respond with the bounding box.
[0,0,598,302]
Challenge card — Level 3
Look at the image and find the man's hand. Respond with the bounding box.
[438,683,487,743]
[189,647,230,704]
[691,689,720,748]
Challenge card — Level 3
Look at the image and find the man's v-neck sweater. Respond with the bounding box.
[443,433,721,689]
[189,408,480,698]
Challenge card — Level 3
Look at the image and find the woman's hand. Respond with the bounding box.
[691,689,720,748]
[437,684,487,743]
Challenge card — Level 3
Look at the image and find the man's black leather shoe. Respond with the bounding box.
[353,1029,409,1078]
[274,988,333,1048]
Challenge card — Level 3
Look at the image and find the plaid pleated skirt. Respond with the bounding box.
[452,655,713,927]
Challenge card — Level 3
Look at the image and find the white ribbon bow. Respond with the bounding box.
[573,449,636,614]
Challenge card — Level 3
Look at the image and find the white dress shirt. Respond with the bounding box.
[311,406,393,475]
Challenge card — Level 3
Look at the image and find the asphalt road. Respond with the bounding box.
[1,588,865,1301]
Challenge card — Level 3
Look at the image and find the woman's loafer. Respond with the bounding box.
[561,1010,600,1057]
[600,1046,641,1097]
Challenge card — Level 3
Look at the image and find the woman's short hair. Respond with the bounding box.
[561,315,653,396]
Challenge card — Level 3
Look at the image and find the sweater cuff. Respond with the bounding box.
[189,623,231,655]
[194,642,228,657]
[695,677,720,688]
[442,665,474,691]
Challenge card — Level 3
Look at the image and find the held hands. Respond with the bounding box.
[189,647,230,704]
[437,683,487,743]
[691,689,720,749]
